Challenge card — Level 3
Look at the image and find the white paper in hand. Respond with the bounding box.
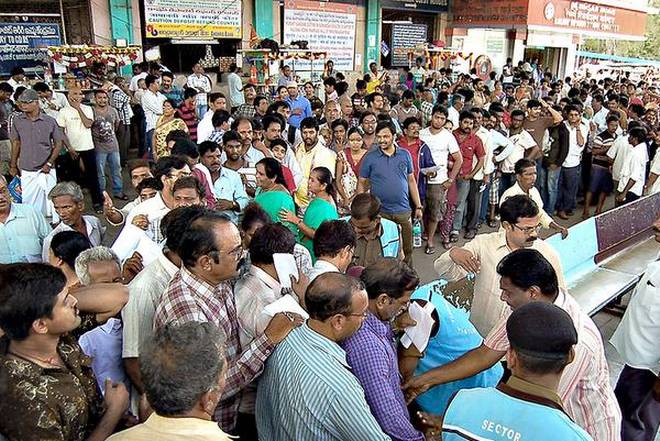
[400,301,435,352]
[273,253,298,289]
[256,294,309,334]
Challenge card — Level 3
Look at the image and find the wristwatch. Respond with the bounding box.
[46,162,53,167]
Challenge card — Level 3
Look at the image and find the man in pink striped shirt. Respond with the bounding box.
[404,249,621,440]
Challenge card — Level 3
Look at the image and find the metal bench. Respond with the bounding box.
[546,193,660,316]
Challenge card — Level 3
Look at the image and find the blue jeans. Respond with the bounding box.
[499,172,515,198]
[557,165,580,213]
[452,178,471,231]
[545,166,561,214]
[96,150,123,196]
[197,104,208,120]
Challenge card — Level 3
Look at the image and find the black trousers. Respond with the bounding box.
[233,412,258,441]
[465,179,482,232]
[615,365,660,441]
[77,149,103,205]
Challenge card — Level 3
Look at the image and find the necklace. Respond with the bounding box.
[9,349,64,368]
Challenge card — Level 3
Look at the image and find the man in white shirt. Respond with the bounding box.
[186,63,212,119]
[615,127,648,206]
[447,95,463,128]
[556,105,589,219]
[590,94,609,135]
[122,205,204,412]
[129,62,149,93]
[294,117,337,208]
[141,75,166,160]
[308,220,356,282]
[197,93,228,143]
[501,158,568,238]
[33,82,68,119]
[57,87,104,211]
[227,63,244,110]
[610,216,660,441]
[125,156,190,243]
[499,109,537,195]
[477,111,515,226]
[419,105,462,251]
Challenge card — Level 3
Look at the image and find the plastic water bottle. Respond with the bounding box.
[412,219,422,248]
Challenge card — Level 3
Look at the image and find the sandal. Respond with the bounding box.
[442,241,452,250]
[425,245,436,255]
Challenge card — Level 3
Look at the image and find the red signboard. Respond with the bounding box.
[453,0,647,38]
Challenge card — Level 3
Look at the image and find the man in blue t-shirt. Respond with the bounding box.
[357,121,423,266]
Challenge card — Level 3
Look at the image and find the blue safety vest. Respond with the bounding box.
[342,217,400,258]
[411,280,503,415]
[442,387,593,441]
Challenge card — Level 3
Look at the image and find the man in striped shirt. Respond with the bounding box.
[404,249,622,441]
[583,115,619,218]
[256,272,391,441]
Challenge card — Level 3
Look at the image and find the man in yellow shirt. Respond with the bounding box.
[294,117,337,208]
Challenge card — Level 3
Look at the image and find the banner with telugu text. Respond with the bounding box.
[283,0,357,71]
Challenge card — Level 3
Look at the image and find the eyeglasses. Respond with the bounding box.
[345,311,368,319]
[512,223,542,234]
[168,171,191,179]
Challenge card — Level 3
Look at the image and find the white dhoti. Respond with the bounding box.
[21,169,58,221]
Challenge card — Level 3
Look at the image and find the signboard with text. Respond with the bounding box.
[144,0,242,40]
[382,0,448,13]
[283,0,357,71]
[0,23,61,77]
[528,0,646,38]
[391,24,428,67]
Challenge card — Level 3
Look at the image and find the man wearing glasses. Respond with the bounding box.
[154,211,302,435]
[433,195,565,337]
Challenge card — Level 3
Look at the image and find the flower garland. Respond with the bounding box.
[47,45,141,68]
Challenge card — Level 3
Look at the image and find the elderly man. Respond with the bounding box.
[347,193,403,267]
[0,175,51,263]
[108,322,232,441]
[154,211,301,433]
[406,249,622,441]
[75,246,129,397]
[9,88,63,218]
[434,195,564,336]
[256,272,391,440]
[285,81,312,130]
[42,181,106,263]
[103,159,153,226]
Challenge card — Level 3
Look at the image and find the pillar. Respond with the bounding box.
[108,0,134,75]
[364,0,379,72]
[254,0,274,40]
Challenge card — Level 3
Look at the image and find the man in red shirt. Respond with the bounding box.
[451,111,485,240]
[176,88,198,142]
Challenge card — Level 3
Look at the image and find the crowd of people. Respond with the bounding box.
[0,56,659,441]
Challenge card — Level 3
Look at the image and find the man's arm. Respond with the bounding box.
[71,283,129,324]
[75,105,94,129]
[403,343,504,402]
[407,173,423,211]
[357,176,370,193]
[448,151,463,182]
[9,138,21,176]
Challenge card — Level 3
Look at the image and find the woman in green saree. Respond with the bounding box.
[280,166,338,260]
[254,158,299,235]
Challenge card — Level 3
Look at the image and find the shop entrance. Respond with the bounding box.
[524,46,565,78]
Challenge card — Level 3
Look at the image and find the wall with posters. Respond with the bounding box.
[144,0,242,40]
[283,0,358,71]
[0,23,61,77]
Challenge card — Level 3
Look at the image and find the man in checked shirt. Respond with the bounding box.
[153,211,304,435]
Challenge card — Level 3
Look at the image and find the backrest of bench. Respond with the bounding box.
[594,192,660,263]
[546,217,599,285]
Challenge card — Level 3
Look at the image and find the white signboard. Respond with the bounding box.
[144,0,242,40]
[283,0,357,71]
